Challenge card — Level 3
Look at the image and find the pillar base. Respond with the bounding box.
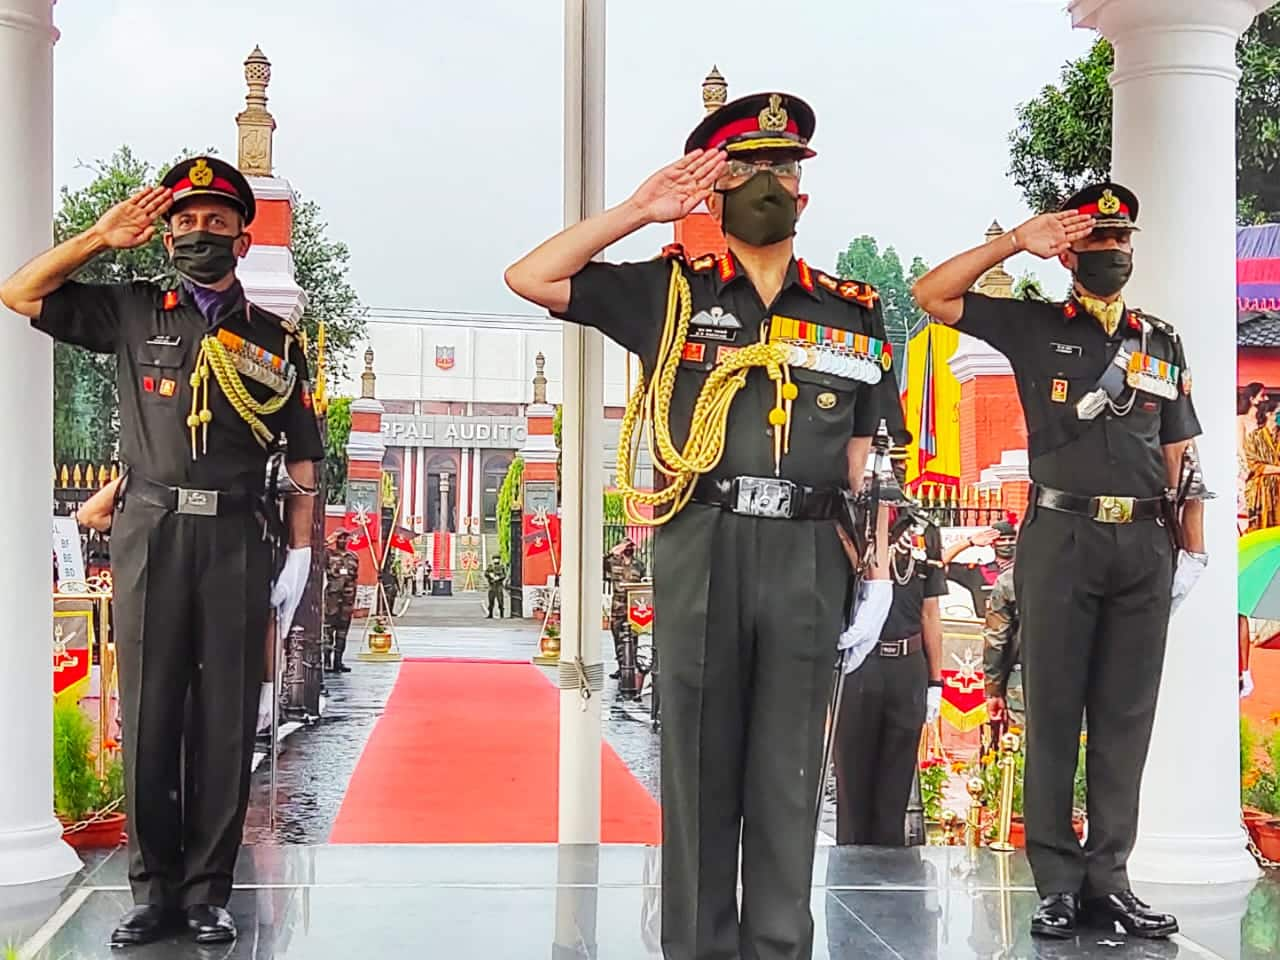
[0,820,81,887]
[1129,827,1260,886]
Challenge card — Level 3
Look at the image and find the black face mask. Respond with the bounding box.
[994,545,1016,561]
[717,171,798,247]
[170,231,240,286]
[1072,248,1133,298]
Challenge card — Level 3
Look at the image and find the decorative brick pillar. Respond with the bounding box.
[672,66,729,259]
[234,47,304,326]
[519,353,560,613]
[346,348,386,617]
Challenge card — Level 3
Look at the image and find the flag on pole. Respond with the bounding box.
[389,526,416,555]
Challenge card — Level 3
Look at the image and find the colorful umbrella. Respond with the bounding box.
[1238,527,1280,618]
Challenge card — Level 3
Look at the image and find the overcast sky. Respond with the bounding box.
[52,0,1091,317]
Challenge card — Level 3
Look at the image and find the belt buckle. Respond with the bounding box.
[1094,495,1134,523]
[177,488,219,516]
[733,477,796,519]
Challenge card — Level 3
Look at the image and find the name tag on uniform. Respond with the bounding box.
[146,335,182,347]
[1051,341,1081,356]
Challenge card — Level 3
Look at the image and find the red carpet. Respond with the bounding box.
[329,658,660,844]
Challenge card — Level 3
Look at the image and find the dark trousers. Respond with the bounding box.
[1016,506,1173,898]
[654,505,846,960]
[111,498,272,909]
[487,588,504,617]
[325,617,352,667]
[834,647,927,846]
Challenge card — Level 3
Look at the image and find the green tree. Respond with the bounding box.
[50,146,365,464]
[1008,14,1280,222]
[1014,271,1050,302]
[324,396,352,505]
[834,236,929,386]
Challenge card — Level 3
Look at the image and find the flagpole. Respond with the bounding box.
[557,0,606,853]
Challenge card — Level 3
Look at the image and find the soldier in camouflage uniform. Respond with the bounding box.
[982,524,1022,729]
[605,539,646,675]
[485,557,506,618]
[324,531,360,672]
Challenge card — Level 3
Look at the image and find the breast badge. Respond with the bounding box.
[1051,379,1069,403]
[816,392,837,410]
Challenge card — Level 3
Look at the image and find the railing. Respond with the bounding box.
[912,484,1009,529]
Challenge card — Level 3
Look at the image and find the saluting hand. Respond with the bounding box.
[627,149,728,225]
[92,186,173,250]
[1011,211,1094,259]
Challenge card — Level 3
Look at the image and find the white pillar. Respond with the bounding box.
[558,0,606,846]
[0,0,81,887]
[472,447,483,532]
[1070,0,1276,885]
[415,439,427,532]
[458,447,471,534]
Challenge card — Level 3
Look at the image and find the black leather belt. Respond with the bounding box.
[126,473,261,517]
[878,634,922,658]
[691,476,844,521]
[1035,485,1164,524]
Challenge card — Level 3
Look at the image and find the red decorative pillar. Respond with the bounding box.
[672,66,730,259]
[519,354,560,619]
[345,348,386,618]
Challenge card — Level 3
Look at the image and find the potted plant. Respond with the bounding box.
[1244,716,1280,860]
[54,699,125,850]
[368,615,393,654]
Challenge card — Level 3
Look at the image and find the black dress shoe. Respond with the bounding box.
[1081,890,1178,939]
[185,904,237,944]
[336,663,352,673]
[1031,893,1079,939]
[110,904,176,947]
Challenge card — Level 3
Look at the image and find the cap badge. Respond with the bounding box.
[1097,189,1121,216]
[189,159,214,187]
[758,94,788,132]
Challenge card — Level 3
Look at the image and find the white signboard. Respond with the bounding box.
[52,515,86,585]
[381,414,528,449]
[939,526,995,565]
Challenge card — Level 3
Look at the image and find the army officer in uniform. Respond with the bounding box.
[2,156,324,947]
[506,92,903,960]
[913,183,1205,941]
[834,507,946,846]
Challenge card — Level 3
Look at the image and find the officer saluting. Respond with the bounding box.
[1,156,324,947]
[507,92,902,960]
[913,183,1207,941]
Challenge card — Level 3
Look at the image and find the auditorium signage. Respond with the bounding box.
[381,414,528,448]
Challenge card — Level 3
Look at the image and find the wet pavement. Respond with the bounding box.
[244,593,665,845]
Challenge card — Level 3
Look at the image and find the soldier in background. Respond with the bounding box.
[485,556,507,618]
[605,539,647,676]
[982,525,1023,730]
[324,531,359,672]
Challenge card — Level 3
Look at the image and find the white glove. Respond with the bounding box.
[256,681,274,735]
[1169,550,1207,615]
[837,580,893,675]
[270,547,312,638]
[1241,669,1255,699]
[925,685,942,724]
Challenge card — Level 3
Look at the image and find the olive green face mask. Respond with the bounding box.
[717,171,798,247]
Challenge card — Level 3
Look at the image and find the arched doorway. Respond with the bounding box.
[424,451,459,533]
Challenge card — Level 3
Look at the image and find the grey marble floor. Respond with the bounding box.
[3,845,1276,959]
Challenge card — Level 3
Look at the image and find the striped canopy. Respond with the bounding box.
[1238,224,1280,313]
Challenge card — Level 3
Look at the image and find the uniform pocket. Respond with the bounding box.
[133,341,189,401]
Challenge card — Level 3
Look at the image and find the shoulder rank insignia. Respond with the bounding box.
[817,272,839,294]
[690,254,717,272]
[162,290,180,311]
[1131,309,1178,340]
[833,279,879,308]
